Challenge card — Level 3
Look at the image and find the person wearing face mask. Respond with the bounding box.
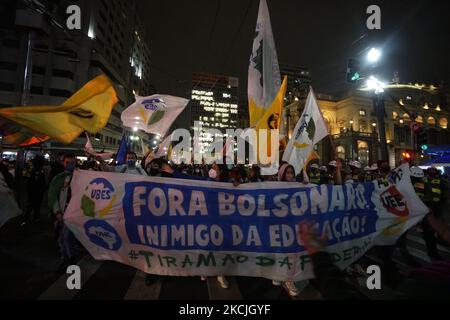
[48,153,79,271]
[273,162,305,297]
[98,151,146,176]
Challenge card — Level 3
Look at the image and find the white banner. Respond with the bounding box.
[64,164,428,281]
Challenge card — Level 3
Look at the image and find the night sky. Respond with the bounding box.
[136,0,450,99]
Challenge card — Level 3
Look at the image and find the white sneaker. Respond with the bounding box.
[217,275,229,289]
[200,276,207,281]
[285,281,299,297]
[272,280,282,286]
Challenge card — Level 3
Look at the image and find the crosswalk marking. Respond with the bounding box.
[124,271,162,300]
[206,276,242,300]
[290,281,322,300]
[407,233,450,255]
[34,231,449,300]
[38,255,102,300]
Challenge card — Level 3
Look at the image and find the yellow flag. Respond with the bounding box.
[0,75,118,145]
[254,76,288,159]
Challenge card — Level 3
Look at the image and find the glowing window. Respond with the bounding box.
[392,112,398,120]
[427,117,436,126]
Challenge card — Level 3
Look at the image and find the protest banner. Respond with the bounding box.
[64,163,428,281]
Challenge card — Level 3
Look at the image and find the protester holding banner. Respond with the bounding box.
[248,165,264,183]
[274,162,302,297]
[99,151,146,176]
[300,218,450,299]
[48,153,79,271]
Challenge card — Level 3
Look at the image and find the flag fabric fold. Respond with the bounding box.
[282,88,329,174]
[247,0,286,175]
[248,0,281,128]
[121,95,189,137]
[0,75,118,146]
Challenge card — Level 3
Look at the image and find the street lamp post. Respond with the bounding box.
[349,120,354,160]
[373,93,389,161]
[366,47,389,161]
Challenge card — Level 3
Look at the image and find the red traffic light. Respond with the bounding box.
[401,151,412,160]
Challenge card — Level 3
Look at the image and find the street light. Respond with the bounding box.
[367,76,388,161]
[367,48,382,64]
[366,76,386,94]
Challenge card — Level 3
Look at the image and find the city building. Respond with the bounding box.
[280,64,312,103]
[285,83,450,168]
[0,0,154,157]
[190,72,239,155]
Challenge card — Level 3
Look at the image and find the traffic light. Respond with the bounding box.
[416,127,428,152]
[401,151,413,161]
[346,58,361,83]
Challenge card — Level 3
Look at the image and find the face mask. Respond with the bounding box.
[127,160,136,167]
[160,171,173,178]
[209,169,217,179]
[65,162,76,172]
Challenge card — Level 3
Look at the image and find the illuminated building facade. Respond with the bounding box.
[280,64,312,103]
[0,0,153,155]
[190,73,239,154]
[285,83,450,168]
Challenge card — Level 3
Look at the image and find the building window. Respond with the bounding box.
[2,38,20,48]
[30,86,43,95]
[392,112,398,120]
[359,109,366,116]
[427,116,436,126]
[0,82,15,91]
[336,146,345,159]
[0,61,18,71]
[359,120,367,133]
[49,88,72,97]
[439,118,447,129]
[32,66,45,75]
[357,141,369,166]
[52,69,74,79]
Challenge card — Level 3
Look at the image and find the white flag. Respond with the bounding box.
[248,0,281,127]
[121,95,189,137]
[282,88,329,174]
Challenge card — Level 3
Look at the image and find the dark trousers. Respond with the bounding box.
[23,189,44,221]
[421,217,439,258]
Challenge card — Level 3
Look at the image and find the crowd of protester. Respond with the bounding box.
[1,150,449,299]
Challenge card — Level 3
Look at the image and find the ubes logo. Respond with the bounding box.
[380,186,409,217]
[81,178,117,218]
[81,178,121,251]
[84,219,122,251]
[141,98,166,125]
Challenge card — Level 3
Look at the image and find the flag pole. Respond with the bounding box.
[328,134,337,160]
